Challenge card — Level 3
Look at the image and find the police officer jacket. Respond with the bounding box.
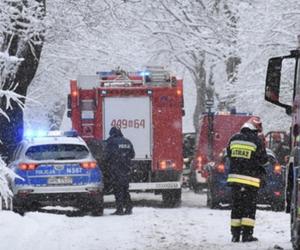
[104,127,135,184]
[227,128,268,188]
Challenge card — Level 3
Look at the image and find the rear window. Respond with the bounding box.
[25,144,89,160]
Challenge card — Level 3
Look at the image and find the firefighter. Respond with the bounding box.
[227,117,268,242]
[103,126,135,215]
[271,132,290,165]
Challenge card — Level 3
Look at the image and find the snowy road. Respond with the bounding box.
[0,189,292,250]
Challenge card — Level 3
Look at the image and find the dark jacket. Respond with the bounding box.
[227,128,268,188]
[104,127,135,184]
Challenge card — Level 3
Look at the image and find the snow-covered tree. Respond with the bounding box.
[235,0,300,131]
[0,156,21,209]
[117,0,241,130]
[22,0,300,134]
[0,0,46,158]
[25,0,151,131]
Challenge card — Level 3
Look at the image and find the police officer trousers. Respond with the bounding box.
[113,182,132,212]
[231,185,258,236]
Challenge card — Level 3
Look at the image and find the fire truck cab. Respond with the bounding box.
[265,45,300,249]
[67,67,184,207]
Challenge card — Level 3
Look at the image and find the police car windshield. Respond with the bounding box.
[25,144,89,161]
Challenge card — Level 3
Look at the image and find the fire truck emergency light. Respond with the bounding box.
[97,71,113,77]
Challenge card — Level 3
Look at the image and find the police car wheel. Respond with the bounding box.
[77,194,104,216]
[13,205,26,216]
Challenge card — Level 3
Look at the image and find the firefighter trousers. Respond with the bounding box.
[231,185,258,237]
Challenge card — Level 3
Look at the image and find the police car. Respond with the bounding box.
[8,130,104,215]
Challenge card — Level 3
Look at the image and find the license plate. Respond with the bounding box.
[48,176,73,185]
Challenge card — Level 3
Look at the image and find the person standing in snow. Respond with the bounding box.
[103,126,135,215]
[226,117,268,242]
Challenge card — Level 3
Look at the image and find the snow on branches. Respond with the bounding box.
[0,0,45,121]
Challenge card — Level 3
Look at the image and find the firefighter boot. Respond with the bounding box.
[242,227,258,242]
[231,227,241,243]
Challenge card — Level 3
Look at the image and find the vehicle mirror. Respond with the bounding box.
[265,56,294,114]
[67,94,71,109]
[278,58,294,111]
[67,110,72,118]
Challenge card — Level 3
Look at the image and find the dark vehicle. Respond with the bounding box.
[206,148,285,211]
[8,131,104,216]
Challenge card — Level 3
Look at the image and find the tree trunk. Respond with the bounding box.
[192,54,206,132]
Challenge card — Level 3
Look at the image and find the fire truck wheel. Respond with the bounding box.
[162,189,182,208]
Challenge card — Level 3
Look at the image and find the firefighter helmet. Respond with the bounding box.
[241,117,263,133]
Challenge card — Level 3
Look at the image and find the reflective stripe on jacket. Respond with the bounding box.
[227,173,260,188]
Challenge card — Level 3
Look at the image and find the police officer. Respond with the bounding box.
[227,117,268,242]
[104,127,135,215]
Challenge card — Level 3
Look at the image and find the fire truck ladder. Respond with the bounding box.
[145,66,170,84]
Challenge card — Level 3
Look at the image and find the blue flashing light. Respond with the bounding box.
[64,130,79,137]
[24,129,47,139]
[96,71,114,77]
[37,130,47,137]
[24,130,34,138]
[138,71,150,77]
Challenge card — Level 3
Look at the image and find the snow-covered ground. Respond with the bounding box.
[0,189,292,250]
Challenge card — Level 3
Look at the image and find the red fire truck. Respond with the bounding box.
[190,111,257,192]
[265,45,300,249]
[67,67,184,207]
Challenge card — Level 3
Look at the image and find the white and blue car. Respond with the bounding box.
[8,130,104,216]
